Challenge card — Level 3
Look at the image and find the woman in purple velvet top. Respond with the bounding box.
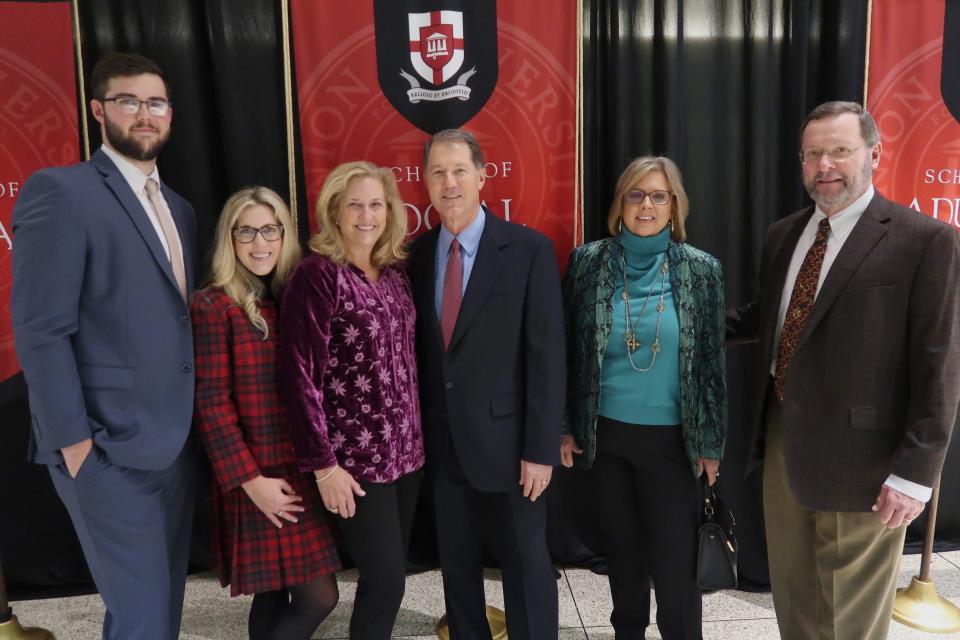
[278,161,423,640]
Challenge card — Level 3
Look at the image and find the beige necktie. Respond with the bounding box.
[144,178,188,300]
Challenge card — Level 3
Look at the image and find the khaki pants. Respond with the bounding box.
[763,399,906,640]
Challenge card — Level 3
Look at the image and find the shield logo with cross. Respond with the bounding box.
[409,11,464,86]
[374,0,498,133]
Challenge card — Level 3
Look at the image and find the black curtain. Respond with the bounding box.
[3,0,958,598]
[75,0,310,257]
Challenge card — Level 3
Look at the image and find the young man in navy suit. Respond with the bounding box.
[409,129,566,640]
[12,52,198,640]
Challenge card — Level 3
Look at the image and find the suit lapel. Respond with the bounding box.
[798,196,890,346]
[667,242,695,379]
[414,228,444,349]
[594,240,615,370]
[94,151,184,298]
[448,211,508,350]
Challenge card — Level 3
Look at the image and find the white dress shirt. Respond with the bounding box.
[770,185,931,503]
[100,144,174,259]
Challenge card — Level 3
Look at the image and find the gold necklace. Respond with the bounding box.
[620,246,668,372]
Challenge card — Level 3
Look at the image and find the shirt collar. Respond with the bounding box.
[438,206,485,258]
[100,144,161,196]
[813,184,874,240]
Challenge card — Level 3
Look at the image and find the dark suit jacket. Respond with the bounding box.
[728,193,960,511]
[409,210,566,492]
[12,149,198,470]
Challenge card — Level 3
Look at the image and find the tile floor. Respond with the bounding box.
[11,551,960,639]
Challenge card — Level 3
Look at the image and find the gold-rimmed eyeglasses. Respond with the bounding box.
[799,146,860,165]
[624,189,673,206]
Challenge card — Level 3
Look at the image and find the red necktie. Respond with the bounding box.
[440,239,463,350]
[774,218,831,401]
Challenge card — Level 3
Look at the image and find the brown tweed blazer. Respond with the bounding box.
[728,193,960,511]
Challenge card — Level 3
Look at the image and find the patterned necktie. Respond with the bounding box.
[144,178,188,301]
[774,217,831,401]
[440,239,463,350]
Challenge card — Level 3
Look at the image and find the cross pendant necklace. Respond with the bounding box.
[620,246,668,371]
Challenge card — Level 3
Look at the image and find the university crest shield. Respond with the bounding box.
[374,0,498,133]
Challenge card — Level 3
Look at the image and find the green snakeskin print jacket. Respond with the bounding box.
[562,237,727,475]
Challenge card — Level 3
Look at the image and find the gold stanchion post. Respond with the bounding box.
[892,479,960,633]
[436,606,507,639]
[0,549,55,639]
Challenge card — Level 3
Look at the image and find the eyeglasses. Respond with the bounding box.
[624,189,672,206]
[799,146,860,165]
[233,224,284,243]
[101,96,172,117]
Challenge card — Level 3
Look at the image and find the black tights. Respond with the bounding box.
[247,574,339,640]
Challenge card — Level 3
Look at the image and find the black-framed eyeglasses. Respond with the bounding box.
[100,96,172,117]
[232,224,284,243]
[624,189,673,206]
[798,146,860,165]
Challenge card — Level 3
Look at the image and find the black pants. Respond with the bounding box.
[433,446,558,640]
[336,470,421,640]
[594,417,702,640]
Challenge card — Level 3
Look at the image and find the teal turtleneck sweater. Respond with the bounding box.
[598,227,681,425]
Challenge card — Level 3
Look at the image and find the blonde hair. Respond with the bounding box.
[606,156,689,242]
[208,186,302,338]
[308,161,407,267]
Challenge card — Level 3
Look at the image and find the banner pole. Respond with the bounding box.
[280,0,299,235]
[863,0,873,106]
[575,0,584,247]
[892,478,960,633]
[72,0,90,160]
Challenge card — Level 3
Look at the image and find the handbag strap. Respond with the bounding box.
[701,474,719,520]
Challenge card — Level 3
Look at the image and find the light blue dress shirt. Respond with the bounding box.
[434,208,486,318]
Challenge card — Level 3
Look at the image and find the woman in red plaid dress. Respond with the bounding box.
[191,187,341,640]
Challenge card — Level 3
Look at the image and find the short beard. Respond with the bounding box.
[104,116,168,162]
[806,160,873,210]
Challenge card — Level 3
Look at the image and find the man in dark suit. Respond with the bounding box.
[409,129,566,640]
[12,53,198,640]
[728,101,960,639]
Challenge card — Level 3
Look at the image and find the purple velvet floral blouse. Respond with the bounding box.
[279,253,424,483]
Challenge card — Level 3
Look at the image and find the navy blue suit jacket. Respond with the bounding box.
[12,149,197,470]
[409,210,566,492]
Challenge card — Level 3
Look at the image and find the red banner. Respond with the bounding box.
[0,1,82,383]
[290,0,580,266]
[866,0,960,230]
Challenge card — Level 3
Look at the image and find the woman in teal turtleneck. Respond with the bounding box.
[561,157,727,640]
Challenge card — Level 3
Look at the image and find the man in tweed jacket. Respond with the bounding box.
[728,101,960,640]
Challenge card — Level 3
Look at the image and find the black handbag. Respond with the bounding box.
[696,476,738,591]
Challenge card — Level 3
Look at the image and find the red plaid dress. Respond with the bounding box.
[191,288,341,596]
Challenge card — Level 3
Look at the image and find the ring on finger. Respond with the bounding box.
[328,507,339,513]
[277,511,285,517]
